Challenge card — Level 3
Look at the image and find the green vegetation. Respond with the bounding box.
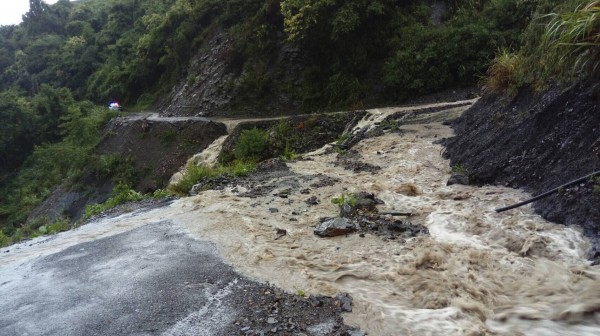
[0,101,121,235]
[83,185,176,221]
[83,183,144,220]
[540,1,599,78]
[169,161,256,195]
[484,50,523,95]
[593,176,600,193]
[234,128,269,161]
[0,0,545,114]
[451,164,468,174]
[269,119,305,160]
[380,119,399,132]
[331,193,358,207]
[336,133,350,145]
[0,215,72,248]
[158,129,179,145]
[282,144,300,161]
[485,0,599,93]
[39,218,70,235]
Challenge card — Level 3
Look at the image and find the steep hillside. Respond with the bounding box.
[444,0,600,258]
[444,82,600,257]
[156,0,538,117]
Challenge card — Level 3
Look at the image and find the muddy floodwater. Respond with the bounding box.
[3,101,599,335]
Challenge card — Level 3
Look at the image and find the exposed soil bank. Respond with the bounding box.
[28,116,227,224]
[99,116,227,192]
[444,82,600,258]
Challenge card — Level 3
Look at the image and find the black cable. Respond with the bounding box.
[495,170,600,213]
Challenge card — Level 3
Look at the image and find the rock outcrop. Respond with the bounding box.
[444,82,600,257]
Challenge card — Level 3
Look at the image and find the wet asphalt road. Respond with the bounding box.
[0,221,242,336]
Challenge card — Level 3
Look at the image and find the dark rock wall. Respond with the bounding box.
[444,82,600,257]
[156,31,306,118]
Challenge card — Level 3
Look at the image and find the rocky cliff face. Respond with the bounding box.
[444,82,600,257]
[156,31,307,118]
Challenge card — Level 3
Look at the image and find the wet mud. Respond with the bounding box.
[158,100,600,335]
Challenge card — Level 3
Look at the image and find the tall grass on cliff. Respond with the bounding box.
[540,1,600,78]
[483,50,523,94]
[485,0,599,93]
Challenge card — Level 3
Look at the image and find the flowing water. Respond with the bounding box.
[2,101,599,335]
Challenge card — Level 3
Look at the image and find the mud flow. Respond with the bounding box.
[3,100,598,335]
[168,101,599,335]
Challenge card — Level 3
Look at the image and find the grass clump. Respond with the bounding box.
[38,218,70,235]
[151,189,176,199]
[282,144,300,161]
[592,176,600,193]
[235,128,269,161]
[485,1,600,91]
[331,193,358,207]
[169,161,256,195]
[336,133,350,145]
[484,50,523,95]
[451,164,468,174]
[540,1,600,78]
[84,183,144,220]
[0,230,12,248]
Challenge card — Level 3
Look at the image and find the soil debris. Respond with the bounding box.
[334,150,381,173]
[222,285,360,336]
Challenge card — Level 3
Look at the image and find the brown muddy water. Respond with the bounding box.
[3,101,599,335]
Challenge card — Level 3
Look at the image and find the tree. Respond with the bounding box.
[0,90,36,175]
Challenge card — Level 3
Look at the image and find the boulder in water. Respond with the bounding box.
[314,218,357,237]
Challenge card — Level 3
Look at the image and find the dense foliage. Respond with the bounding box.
[485,0,599,93]
[0,100,121,243]
[0,0,544,173]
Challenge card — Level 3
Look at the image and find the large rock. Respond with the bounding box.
[314,218,357,237]
[447,173,469,186]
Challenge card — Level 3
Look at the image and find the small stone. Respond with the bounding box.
[347,329,366,336]
[267,317,278,324]
[269,208,279,213]
[240,327,250,332]
[337,293,353,312]
[305,196,320,205]
[275,229,287,240]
